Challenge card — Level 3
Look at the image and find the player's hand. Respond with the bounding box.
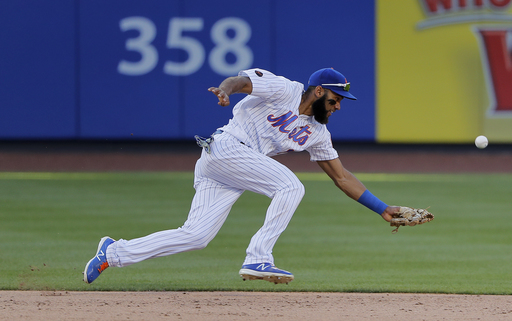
[381,206,400,222]
[208,87,230,106]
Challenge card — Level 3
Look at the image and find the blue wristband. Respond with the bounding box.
[357,190,388,215]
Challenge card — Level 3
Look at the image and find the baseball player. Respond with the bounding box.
[84,68,400,285]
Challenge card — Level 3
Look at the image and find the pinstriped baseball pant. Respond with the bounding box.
[107,132,305,267]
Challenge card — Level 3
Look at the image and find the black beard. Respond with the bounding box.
[312,94,329,124]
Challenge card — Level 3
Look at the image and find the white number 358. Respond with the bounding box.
[118,16,253,77]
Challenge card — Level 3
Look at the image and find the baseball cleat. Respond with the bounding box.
[83,236,115,284]
[239,263,294,284]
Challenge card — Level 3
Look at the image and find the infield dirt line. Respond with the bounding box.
[2,291,511,320]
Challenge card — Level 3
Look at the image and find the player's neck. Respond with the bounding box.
[299,92,314,116]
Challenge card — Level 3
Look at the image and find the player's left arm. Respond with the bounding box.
[317,158,398,222]
[208,76,253,107]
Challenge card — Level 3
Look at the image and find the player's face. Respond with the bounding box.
[312,90,343,124]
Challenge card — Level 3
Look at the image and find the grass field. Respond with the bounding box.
[1,172,511,294]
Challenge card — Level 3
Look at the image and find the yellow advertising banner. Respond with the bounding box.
[377,0,512,143]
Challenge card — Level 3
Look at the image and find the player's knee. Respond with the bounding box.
[190,241,208,251]
[186,233,213,251]
[292,181,305,198]
[281,180,305,199]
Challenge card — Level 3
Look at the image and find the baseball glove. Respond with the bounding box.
[390,207,434,233]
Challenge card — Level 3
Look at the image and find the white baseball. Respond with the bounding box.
[475,135,488,149]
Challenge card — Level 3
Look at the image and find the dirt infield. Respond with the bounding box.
[2,141,512,320]
[3,291,512,321]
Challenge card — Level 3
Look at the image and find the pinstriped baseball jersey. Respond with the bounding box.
[219,68,339,162]
[103,68,332,273]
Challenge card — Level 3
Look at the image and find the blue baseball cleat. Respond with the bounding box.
[83,236,115,284]
[239,263,294,284]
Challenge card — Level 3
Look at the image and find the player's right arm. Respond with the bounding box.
[208,76,253,106]
[317,158,398,222]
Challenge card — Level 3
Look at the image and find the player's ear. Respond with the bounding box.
[315,86,324,97]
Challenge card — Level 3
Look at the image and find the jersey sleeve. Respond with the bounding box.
[239,68,291,101]
[306,132,339,162]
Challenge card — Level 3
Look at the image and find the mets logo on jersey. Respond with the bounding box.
[267,111,312,145]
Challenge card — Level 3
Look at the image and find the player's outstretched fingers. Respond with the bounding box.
[208,87,230,106]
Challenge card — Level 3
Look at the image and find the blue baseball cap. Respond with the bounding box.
[308,68,357,100]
